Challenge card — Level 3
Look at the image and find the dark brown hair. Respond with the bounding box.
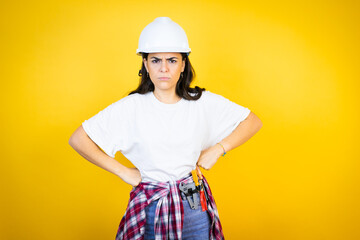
[128,53,205,100]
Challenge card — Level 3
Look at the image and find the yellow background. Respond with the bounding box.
[1,0,359,239]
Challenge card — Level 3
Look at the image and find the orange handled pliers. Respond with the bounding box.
[191,166,208,211]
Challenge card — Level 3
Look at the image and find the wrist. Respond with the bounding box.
[114,164,128,178]
[216,142,226,157]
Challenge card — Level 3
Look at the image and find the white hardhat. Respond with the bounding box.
[136,17,191,56]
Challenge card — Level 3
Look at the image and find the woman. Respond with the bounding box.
[69,17,262,240]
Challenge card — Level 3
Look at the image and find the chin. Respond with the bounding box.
[155,84,176,91]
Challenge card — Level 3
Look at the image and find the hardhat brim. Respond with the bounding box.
[136,48,191,56]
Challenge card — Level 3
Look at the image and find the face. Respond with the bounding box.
[143,52,185,93]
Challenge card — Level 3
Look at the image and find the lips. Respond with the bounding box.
[159,77,170,80]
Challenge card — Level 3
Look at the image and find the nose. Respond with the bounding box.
[160,59,169,72]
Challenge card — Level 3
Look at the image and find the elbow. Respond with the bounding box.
[68,125,90,151]
[68,133,77,148]
[251,119,262,134]
[249,111,263,131]
[68,126,82,149]
[69,132,84,154]
[257,121,263,132]
[248,112,263,127]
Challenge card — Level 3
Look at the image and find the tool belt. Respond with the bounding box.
[178,166,208,211]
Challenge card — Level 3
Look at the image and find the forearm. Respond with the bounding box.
[69,126,126,178]
[219,112,263,154]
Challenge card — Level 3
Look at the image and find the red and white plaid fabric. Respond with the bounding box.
[115,173,224,240]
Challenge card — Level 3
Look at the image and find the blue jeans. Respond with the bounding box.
[144,192,211,240]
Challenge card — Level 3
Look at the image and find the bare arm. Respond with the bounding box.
[68,125,141,186]
[197,111,263,170]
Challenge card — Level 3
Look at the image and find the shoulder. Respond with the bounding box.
[186,90,227,110]
[197,90,228,103]
[112,92,149,107]
[195,90,245,111]
[201,90,218,98]
[100,93,148,115]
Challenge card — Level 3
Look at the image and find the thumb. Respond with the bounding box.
[196,162,204,170]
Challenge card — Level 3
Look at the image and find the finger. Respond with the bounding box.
[196,165,201,174]
[198,164,208,170]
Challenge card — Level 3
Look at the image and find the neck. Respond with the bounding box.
[153,89,181,104]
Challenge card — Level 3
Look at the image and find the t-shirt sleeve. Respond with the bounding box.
[203,91,251,149]
[82,101,128,158]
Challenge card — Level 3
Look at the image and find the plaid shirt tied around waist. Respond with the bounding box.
[115,173,224,240]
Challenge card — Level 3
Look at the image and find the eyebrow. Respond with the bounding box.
[150,57,178,60]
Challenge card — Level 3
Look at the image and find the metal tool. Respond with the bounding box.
[179,181,199,210]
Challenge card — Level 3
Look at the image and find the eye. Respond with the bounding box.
[151,59,159,63]
[169,60,177,63]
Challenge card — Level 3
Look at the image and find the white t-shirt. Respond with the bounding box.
[82,90,251,182]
